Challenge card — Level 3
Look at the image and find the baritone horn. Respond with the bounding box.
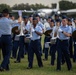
[18,10,24,36]
[50,26,59,44]
[12,10,24,35]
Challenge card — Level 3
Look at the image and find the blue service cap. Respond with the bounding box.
[68,18,72,22]
[29,15,33,17]
[74,18,76,20]
[55,14,59,17]
[9,14,13,17]
[23,16,28,19]
[48,16,52,19]
[34,14,40,17]
[2,8,9,14]
[62,15,67,19]
[56,19,61,23]
[51,19,55,23]
[33,17,38,20]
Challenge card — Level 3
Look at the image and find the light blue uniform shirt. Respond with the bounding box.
[22,22,31,37]
[72,27,76,32]
[31,25,43,41]
[0,17,14,35]
[37,21,44,30]
[59,25,72,40]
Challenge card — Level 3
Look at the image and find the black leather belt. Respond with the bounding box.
[31,39,40,42]
[2,35,11,36]
[58,39,68,42]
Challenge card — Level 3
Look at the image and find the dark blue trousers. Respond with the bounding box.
[0,35,12,70]
[12,41,19,58]
[16,36,25,62]
[0,37,2,48]
[24,43,29,54]
[39,38,42,55]
[69,37,73,58]
[44,36,50,60]
[50,43,57,65]
[57,39,72,70]
[28,39,43,68]
[73,39,76,62]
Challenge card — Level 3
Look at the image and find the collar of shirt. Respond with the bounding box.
[61,25,68,28]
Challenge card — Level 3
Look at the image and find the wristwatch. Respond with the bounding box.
[62,31,64,33]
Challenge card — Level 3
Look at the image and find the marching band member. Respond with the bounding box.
[43,19,55,61]
[28,15,33,25]
[74,18,76,27]
[35,14,44,55]
[67,18,73,58]
[72,29,76,62]
[54,14,60,21]
[56,16,72,71]
[27,17,43,69]
[43,17,52,53]
[72,18,76,62]
[0,14,3,49]
[43,17,51,53]
[0,8,12,71]
[12,23,20,59]
[14,16,31,63]
[72,19,76,62]
[50,19,61,65]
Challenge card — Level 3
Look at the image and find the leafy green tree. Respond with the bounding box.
[59,0,76,10]
[0,4,11,12]
[12,3,50,10]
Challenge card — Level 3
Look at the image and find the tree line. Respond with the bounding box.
[0,0,76,13]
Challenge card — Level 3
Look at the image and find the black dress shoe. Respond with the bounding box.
[6,65,10,71]
[73,59,76,62]
[26,67,32,69]
[39,65,43,68]
[0,67,5,72]
[43,59,48,61]
[68,68,72,71]
[56,69,61,71]
[14,61,20,63]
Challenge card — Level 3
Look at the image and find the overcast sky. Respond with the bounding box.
[0,0,76,7]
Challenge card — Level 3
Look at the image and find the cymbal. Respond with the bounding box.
[12,26,20,35]
[44,29,52,36]
[72,30,76,39]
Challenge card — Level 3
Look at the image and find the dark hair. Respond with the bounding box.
[2,8,9,14]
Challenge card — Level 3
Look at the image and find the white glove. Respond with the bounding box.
[32,28,35,32]
[58,28,63,33]
[18,10,22,17]
[51,37,57,40]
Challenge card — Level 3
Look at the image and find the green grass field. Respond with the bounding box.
[0,35,76,75]
[0,55,76,75]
